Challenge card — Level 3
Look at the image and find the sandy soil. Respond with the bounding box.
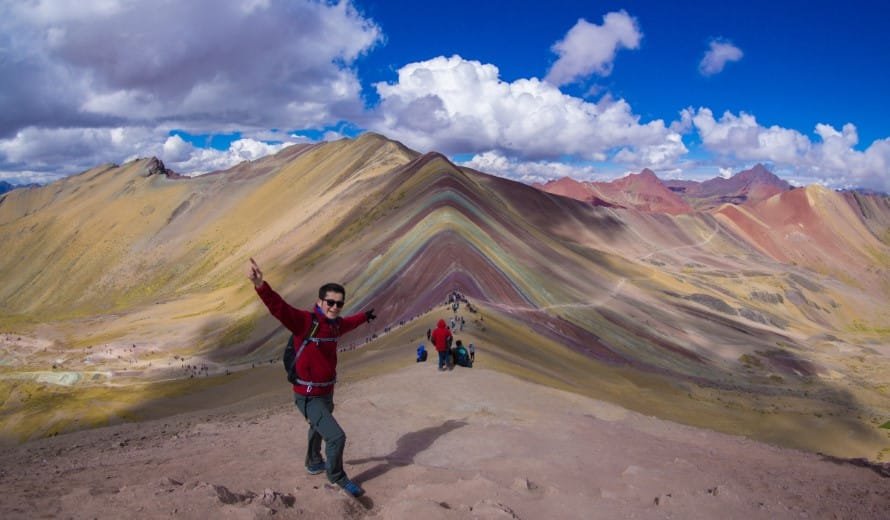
[0,365,887,519]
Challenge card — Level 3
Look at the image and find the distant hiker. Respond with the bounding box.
[426,328,431,341]
[430,319,453,371]
[416,344,428,362]
[459,316,465,331]
[248,257,375,498]
[450,318,455,330]
[468,342,475,362]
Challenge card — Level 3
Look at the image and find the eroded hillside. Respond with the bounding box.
[1,133,888,460]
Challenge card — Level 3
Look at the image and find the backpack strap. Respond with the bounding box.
[293,315,319,364]
[293,315,338,392]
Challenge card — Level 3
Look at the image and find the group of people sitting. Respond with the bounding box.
[418,318,474,370]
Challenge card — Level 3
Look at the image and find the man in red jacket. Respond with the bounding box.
[248,258,375,498]
[430,319,453,371]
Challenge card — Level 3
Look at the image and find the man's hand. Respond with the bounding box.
[248,257,264,288]
[365,309,376,322]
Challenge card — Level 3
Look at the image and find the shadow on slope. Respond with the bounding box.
[348,420,468,482]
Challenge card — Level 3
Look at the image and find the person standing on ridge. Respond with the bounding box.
[430,319,453,371]
[248,258,375,498]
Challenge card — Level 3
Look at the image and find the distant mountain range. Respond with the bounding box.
[1,132,889,453]
[2,131,886,376]
[533,163,793,212]
[0,180,40,196]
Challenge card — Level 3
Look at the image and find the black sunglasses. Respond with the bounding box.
[323,298,345,308]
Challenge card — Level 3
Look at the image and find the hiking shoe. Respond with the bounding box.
[306,461,325,475]
[339,480,365,497]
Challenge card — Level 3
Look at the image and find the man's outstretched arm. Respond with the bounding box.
[339,308,376,335]
[248,257,310,335]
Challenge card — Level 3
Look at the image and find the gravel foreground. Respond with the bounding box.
[1,366,887,519]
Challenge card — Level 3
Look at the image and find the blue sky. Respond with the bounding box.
[1,0,888,192]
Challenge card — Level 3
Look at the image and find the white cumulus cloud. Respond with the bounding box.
[699,40,743,76]
[370,55,685,169]
[0,0,380,135]
[688,107,890,192]
[545,10,642,86]
[0,0,381,181]
[691,108,810,163]
[460,151,599,184]
[0,125,297,182]
[0,126,164,179]
[162,138,293,175]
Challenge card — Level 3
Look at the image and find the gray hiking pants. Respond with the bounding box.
[293,392,348,486]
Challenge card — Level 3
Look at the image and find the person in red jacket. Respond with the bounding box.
[430,319,453,371]
[248,258,375,498]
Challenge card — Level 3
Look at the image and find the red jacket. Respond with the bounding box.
[256,282,367,396]
[430,319,452,352]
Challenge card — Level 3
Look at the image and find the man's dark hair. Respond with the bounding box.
[318,282,346,299]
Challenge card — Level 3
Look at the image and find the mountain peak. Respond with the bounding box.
[354,131,389,144]
[751,163,770,173]
[535,176,583,189]
[624,168,663,189]
[0,180,20,196]
[680,164,792,209]
[736,163,787,187]
[142,157,182,179]
[533,168,693,214]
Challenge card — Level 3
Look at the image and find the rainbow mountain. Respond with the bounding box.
[1,133,889,459]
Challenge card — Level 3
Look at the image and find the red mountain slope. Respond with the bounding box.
[535,169,692,214]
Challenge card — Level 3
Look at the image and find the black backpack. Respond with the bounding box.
[282,316,319,384]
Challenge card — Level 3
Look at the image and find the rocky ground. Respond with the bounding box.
[1,365,888,519]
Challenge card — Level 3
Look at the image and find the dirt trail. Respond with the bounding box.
[0,366,887,519]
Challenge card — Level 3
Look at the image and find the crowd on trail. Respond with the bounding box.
[416,291,477,370]
[447,290,478,314]
[181,361,211,378]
